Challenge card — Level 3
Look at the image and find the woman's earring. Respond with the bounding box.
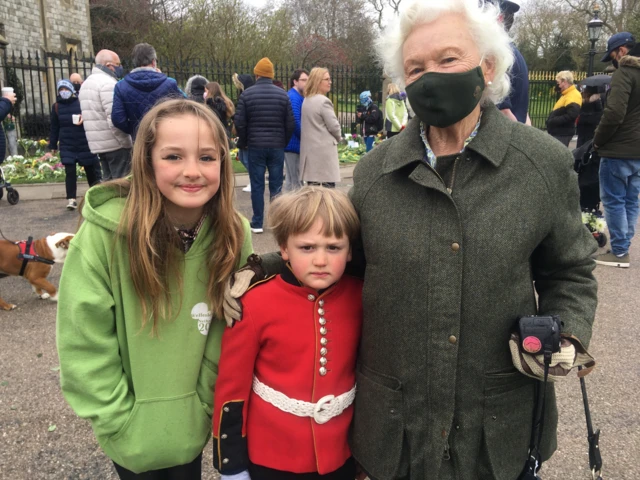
[487,81,493,85]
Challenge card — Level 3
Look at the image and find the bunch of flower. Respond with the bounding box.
[581,211,607,233]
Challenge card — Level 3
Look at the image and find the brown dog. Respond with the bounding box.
[0,232,74,311]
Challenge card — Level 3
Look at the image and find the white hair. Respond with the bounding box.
[376,0,514,105]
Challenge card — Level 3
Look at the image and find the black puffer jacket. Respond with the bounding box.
[356,103,381,136]
[48,95,99,166]
[576,97,603,148]
[234,77,294,149]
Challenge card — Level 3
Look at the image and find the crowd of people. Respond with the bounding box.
[1,0,639,479]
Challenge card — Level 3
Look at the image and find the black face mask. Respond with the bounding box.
[612,59,619,69]
[555,85,562,93]
[73,83,81,93]
[405,65,485,128]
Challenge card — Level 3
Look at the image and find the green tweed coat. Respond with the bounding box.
[347,105,598,480]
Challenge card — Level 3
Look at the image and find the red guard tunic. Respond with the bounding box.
[212,270,363,475]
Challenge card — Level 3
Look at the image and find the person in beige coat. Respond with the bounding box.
[299,68,342,188]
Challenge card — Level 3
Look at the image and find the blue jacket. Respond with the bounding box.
[234,78,295,149]
[496,44,529,123]
[285,88,304,153]
[112,68,183,138]
[48,95,99,166]
[0,97,12,163]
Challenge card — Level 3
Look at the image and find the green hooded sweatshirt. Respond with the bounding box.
[56,184,253,473]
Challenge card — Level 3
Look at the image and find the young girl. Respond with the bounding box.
[205,81,235,142]
[47,79,100,210]
[213,187,362,480]
[56,99,253,479]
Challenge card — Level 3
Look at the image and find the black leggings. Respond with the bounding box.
[65,163,99,199]
[113,453,202,480]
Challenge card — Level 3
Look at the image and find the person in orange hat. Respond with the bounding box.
[234,57,295,234]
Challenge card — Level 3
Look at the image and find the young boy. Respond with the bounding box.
[213,187,363,480]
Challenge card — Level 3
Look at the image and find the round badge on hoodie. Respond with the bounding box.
[191,302,213,335]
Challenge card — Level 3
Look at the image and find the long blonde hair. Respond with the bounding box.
[304,67,329,98]
[109,99,244,333]
[206,82,235,119]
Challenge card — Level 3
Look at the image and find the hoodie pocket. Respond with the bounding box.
[106,392,210,474]
[349,365,408,480]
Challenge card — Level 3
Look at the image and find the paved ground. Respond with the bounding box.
[1,171,638,479]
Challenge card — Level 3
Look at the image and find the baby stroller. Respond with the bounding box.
[572,139,606,247]
[0,163,20,205]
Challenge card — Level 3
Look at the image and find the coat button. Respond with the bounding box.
[319,299,325,306]
[319,367,327,376]
[222,458,229,464]
[320,347,328,356]
[221,433,228,439]
[223,406,229,412]
[320,357,327,366]
[318,308,325,315]
[448,335,457,344]
[451,242,460,252]
[319,317,327,325]
[307,294,315,301]
[320,338,328,346]
[320,326,327,335]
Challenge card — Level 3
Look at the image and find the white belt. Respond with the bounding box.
[252,376,356,424]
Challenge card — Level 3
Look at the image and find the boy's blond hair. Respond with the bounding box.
[268,187,360,247]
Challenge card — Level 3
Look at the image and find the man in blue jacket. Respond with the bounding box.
[112,43,183,139]
[284,69,308,192]
[234,58,295,233]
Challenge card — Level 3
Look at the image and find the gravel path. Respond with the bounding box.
[1,182,638,479]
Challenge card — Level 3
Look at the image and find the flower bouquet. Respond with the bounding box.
[581,210,608,248]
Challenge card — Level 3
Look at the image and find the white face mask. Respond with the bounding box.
[59,90,72,100]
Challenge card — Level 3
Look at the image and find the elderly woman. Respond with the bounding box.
[345,1,598,478]
[299,67,342,188]
[546,70,583,146]
[224,0,598,478]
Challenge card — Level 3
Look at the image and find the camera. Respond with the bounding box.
[517,315,561,355]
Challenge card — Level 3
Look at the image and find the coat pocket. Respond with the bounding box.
[479,371,557,480]
[349,365,407,480]
[105,392,210,474]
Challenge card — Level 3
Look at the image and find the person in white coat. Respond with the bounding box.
[78,50,133,181]
[299,68,342,188]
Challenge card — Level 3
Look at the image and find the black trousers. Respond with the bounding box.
[65,163,99,199]
[306,181,336,189]
[249,457,355,480]
[113,454,201,480]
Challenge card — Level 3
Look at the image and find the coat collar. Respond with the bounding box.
[382,104,513,175]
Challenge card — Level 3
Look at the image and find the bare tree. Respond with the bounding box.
[559,0,640,34]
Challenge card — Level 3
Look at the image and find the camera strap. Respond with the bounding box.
[520,351,552,480]
[579,366,603,480]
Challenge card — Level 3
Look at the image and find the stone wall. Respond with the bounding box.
[0,0,93,118]
[0,0,93,55]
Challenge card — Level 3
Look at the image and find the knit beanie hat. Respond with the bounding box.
[57,79,75,93]
[254,57,274,79]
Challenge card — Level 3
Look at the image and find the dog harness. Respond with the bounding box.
[16,237,54,276]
